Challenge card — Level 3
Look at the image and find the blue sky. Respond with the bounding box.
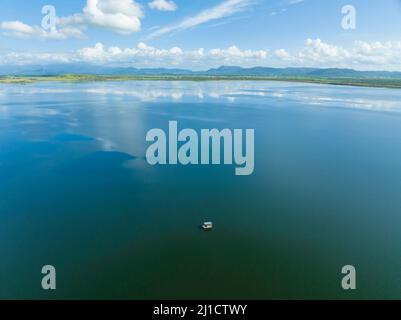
[1,0,401,70]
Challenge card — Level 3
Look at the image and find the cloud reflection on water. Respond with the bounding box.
[1,81,401,113]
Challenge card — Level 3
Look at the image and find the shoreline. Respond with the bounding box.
[1,75,401,89]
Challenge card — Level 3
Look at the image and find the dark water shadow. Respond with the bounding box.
[53,133,95,142]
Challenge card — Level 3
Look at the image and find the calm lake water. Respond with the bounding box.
[1,80,401,299]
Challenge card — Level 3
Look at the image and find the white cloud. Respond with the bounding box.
[76,42,189,65]
[1,21,33,34]
[0,20,85,40]
[0,0,144,40]
[0,42,268,67]
[209,46,268,59]
[275,49,290,59]
[78,42,107,60]
[2,39,401,71]
[60,0,144,34]
[70,40,401,70]
[149,0,177,12]
[75,42,268,67]
[268,39,401,71]
[147,0,252,39]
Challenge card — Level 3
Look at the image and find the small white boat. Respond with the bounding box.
[202,222,213,230]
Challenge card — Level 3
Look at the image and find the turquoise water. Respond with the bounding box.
[1,81,401,299]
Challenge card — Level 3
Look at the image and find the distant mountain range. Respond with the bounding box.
[2,64,401,79]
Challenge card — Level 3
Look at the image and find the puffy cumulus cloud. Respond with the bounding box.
[60,0,143,34]
[78,42,107,61]
[77,42,186,63]
[273,39,401,70]
[299,38,351,63]
[0,42,269,68]
[0,20,85,40]
[274,49,290,60]
[0,0,143,40]
[352,40,401,65]
[209,46,268,60]
[3,39,401,71]
[76,43,268,67]
[149,0,177,12]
